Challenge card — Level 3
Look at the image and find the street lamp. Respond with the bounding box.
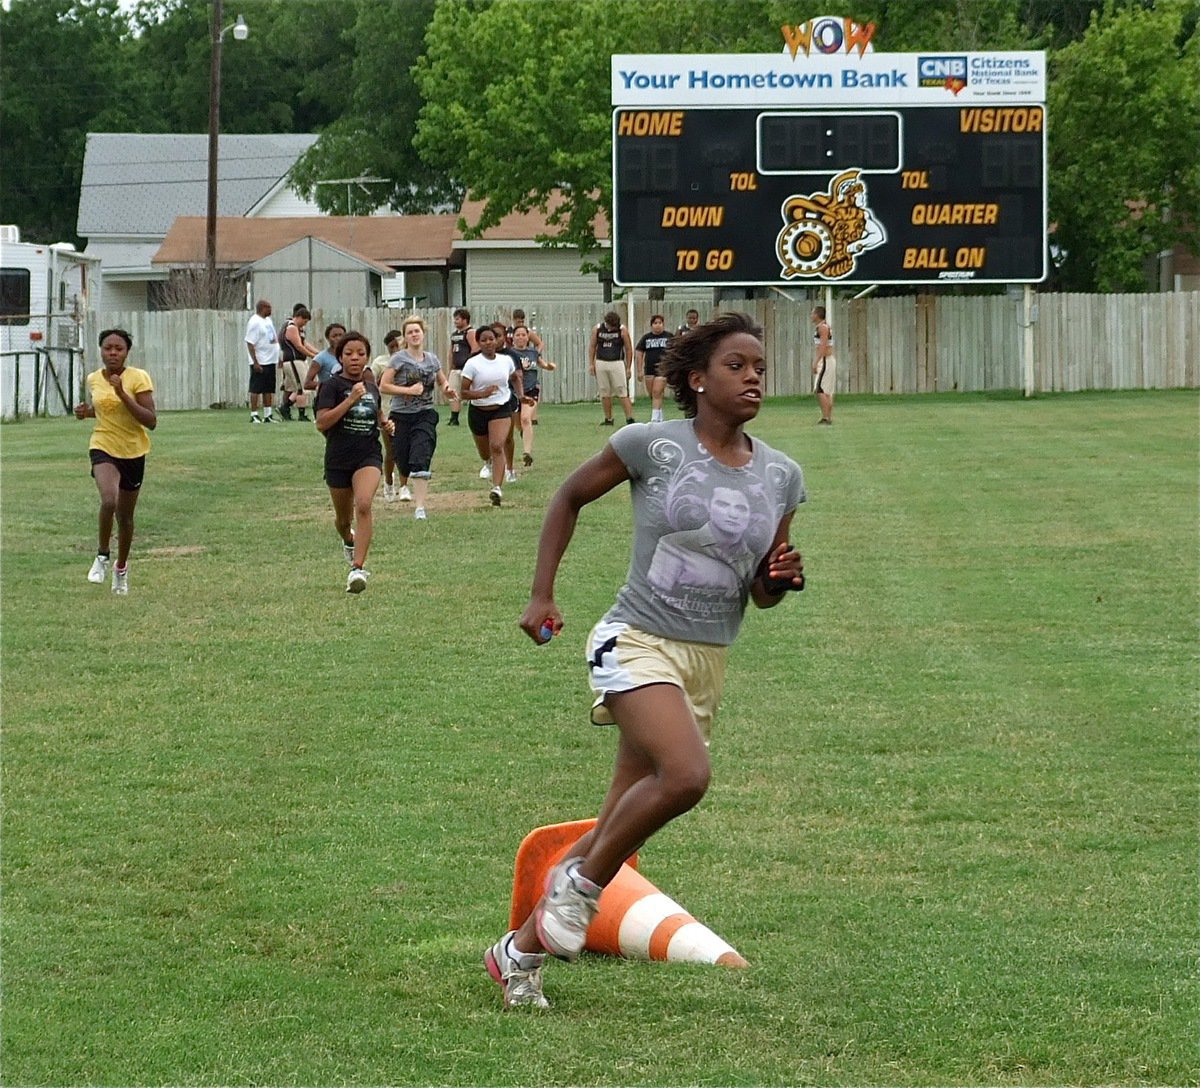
[204,3,249,306]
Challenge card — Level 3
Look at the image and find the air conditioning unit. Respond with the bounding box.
[381,272,406,306]
[0,225,21,244]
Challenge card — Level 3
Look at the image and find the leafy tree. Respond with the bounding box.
[1017,0,1115,49]
[126,0,360,134]
[851,0,1027,50]
[288,0,456,215]
[0,0,358,245]
[0,0,140,242]
[1049,0,1200,290]
[410,0,1053,268]
[412,0,803,266]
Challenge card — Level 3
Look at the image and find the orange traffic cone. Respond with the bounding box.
[508,820,748,968]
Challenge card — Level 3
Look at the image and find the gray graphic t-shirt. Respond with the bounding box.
[605,419,806,645]
[387,350,443,415]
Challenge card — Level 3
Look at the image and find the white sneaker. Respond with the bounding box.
[383,483,396,502]
[342,537,355,564]
[535,858,600,961]
[398,485,412,502]
[87,554,110,584]
[479,463,491,479]
[414,507,427,520]
[489,487,502,507]
[111,565,129,596]
[505,469,517,483]
[346,567,369,594]
[485,931,549,1009]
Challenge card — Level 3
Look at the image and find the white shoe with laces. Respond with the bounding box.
[88,555,110,584]
[535,857,600,962]
[505,469,517,483]
[346,567,369,594]
[383,483,396,501]
[479,463,491,479]
[414,507,427,520]
[489,487,502,507]
[342,538,355,564]
[111,565,129,595]
[398,485,412,502]
[485,931,549,1009]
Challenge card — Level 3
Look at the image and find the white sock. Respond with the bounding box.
[263,407,273,419]
[507,933,543,962]
[250,411,260,419]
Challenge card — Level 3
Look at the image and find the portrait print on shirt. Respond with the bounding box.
[606,422,804,643]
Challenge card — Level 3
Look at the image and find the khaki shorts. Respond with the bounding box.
[594,359,629,399]
[447,369,464,398]
[587,619,727,744]
[280,360,307,395]
[813,356,836,395]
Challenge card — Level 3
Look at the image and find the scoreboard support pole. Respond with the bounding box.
[626,295,637,402]
[1022,284,1035,398]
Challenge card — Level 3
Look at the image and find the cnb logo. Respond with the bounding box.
[919,55,968,91]
[781,16,876,58]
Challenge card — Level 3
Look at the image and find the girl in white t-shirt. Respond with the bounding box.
[459,326,526,507]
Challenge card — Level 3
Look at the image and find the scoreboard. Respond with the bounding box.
[611,51,1047,287]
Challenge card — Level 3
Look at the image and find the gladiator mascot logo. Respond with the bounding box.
[776,169,887,279]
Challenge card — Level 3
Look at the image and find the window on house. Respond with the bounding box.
[0,268,31,325]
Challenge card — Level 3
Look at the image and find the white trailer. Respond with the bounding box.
[1,226,101,420]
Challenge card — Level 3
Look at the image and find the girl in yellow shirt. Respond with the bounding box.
[73,328,157,594]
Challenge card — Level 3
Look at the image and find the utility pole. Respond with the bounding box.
[204,0,223,306]
[205,3,248,307]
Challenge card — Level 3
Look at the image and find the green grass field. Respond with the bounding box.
[2,391,1196,1086]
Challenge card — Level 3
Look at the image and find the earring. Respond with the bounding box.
[697,386,705,393]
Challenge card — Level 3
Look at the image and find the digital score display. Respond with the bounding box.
[612,106,1047,286]
[758,112,901,173]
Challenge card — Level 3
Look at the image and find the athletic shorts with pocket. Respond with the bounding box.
[586,619,727,744]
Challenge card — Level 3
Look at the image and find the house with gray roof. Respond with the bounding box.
[77,132,319,310]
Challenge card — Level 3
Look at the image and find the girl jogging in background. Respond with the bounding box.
[315,331,394,593]
[379,316,457,521]
[636,313,671,423]
[511,324,556,466]
[459,325,525,507]
[75,328,157,595]
[484,312,807,1008]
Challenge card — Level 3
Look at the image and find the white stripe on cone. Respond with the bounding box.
[666,921,739,964]
[616,891,740,965]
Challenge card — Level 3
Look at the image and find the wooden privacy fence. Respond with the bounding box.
[55,292,1200,418]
